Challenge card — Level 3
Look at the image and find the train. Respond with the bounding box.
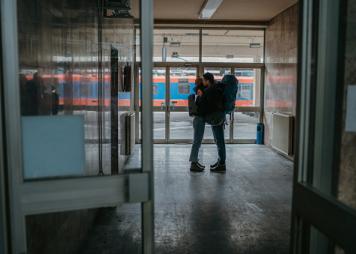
[21,69,258,110]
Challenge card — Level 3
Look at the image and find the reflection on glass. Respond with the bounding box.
[18,0,134,178]
[202,30,264,63]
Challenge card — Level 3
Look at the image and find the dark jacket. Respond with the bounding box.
[196,82,224,117]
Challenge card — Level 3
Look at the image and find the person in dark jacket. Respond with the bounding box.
[189,77,207,172]
[197,72,226,173]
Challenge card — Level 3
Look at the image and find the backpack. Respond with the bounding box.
[221,74,238,114]
[188,94,198,117]
[204,111,225,126]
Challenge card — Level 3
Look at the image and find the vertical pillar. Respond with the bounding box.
[140,0,154,253]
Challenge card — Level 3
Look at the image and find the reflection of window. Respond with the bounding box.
[153,84,158,95]
[178,83,190,94]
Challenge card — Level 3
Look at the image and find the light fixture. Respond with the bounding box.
[170,42,181,47]
[199,0,224,19]
[249,43,261,48]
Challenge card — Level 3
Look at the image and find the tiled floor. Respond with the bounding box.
[80,145,293,254]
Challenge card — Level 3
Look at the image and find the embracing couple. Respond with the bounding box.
[188,72,238,173]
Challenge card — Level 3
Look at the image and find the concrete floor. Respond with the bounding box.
[80,145,293,254]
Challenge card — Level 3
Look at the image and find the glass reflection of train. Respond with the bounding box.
[21,69,257,110]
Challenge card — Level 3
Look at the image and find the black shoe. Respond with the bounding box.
[190,162,205,172]
[210,161,219,169]
[196,161,205,169]
[210,163,226,173]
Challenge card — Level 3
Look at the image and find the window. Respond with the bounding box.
[178,82,190,94]
[202,29,264,63]
[153,29,199,62]
[153,84,159,95]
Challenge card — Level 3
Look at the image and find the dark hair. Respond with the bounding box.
[203,72,215,85]
[194,77,204,94]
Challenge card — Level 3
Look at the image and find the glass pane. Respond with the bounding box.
[336,0,356,211]
[26,207,142,254]
[18,0,135,179]
[153,68,166,140]
[203,67,231,81]
[169,67,196,140]
[202,29,264,63]
[233,112,258,140]
[235,69,261,107]
[154,29,199,62]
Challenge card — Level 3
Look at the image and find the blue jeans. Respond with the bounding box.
[212,123,226,164]
[189,116,205,162]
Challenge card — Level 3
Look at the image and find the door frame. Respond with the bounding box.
[0,10,9,252]
[1,0,154,253]
[138,62,264,144]
[291,0,356,253]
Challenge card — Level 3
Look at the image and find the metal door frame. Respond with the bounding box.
[291,0,356,253]
[0,10,9,252]
[1,0,154,253]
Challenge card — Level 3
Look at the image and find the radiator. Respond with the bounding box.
[271,113,294,156]
[120,112,135,156]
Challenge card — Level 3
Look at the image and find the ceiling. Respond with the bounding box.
[131,0,298,21]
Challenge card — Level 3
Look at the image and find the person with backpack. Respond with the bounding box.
[208,74,239,173]
[192,72,225,172]
[188,77,207,172]
[196,73,239,173]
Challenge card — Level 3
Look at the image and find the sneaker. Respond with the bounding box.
[210,161,219,169]
[190,162,205,172]
[196,161,206,169]
[210,163,226,173]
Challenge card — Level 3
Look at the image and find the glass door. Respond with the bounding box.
[1,0,154,253]
[152,67,167,141]
[291,0,356,253]
[168,67,198,141]
[203,66,262,143]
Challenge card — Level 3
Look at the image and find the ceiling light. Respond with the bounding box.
[249,43,261,48]
[199,0,224,19]
[170,42,181,47]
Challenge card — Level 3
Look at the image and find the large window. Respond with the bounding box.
[153,29,200,62]
[136,28,265,63]
[202,29,264,63]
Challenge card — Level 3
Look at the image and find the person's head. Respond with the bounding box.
[194,77,204,94]
[203,72,215,87]
[195,77,204,87]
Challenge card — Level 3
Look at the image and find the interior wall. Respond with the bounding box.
[263,4,299,147]
[337,0,356,210]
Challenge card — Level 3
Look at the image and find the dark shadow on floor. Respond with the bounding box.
[80,145,293,254]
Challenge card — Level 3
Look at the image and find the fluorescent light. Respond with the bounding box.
[199,0,224,19]
[249,43,261,48]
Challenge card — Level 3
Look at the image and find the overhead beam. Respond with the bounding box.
[134,19,268,28]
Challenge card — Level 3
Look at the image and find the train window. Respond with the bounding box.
[236,70,254,77]
[178,83,190,94]
[153,84,159,95]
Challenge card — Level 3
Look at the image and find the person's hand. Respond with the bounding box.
[197,89,203,96]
